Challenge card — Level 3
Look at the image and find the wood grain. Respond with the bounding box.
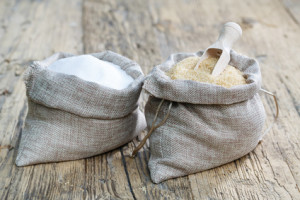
[0,0,299,199]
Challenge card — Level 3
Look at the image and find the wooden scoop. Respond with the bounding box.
[194,22,242,76]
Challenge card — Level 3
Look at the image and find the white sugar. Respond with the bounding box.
[48,55,134,90]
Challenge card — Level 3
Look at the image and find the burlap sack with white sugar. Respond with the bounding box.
[16,51,146,166]
[143,50,266,183]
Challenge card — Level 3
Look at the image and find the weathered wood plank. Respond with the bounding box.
[0,0,299,199]
[142,0,300,199]
[0,0,84,200]
[282,0,300,25]
[83,0,300,199]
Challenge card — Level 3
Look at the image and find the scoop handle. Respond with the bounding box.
[218,22,242,50]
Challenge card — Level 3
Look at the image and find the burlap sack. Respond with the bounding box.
[16,51,146,166]
[143,50,266,183]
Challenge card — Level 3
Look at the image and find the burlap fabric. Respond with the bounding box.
[16,51,146,166]
[143,50,266,183]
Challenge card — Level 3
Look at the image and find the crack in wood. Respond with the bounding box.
[120,147,136,200]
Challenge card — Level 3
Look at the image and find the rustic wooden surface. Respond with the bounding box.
[0,0,299,199]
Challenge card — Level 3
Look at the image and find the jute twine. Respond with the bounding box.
[131,99,172,157]
[131,88,279,157]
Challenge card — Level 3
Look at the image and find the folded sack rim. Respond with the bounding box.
[143,50,261,105]
[23,51,145,119]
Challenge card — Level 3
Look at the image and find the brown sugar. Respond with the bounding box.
[166,57,246,88]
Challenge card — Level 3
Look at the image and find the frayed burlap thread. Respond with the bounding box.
[16,51,146,166]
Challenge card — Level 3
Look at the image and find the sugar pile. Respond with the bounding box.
[48,55,134,90]
[166,57,246,88]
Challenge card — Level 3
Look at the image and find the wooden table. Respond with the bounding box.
[0,0,299,199]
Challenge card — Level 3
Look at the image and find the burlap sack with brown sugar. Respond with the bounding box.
[16,51,146,166]
[143,50,266,183]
